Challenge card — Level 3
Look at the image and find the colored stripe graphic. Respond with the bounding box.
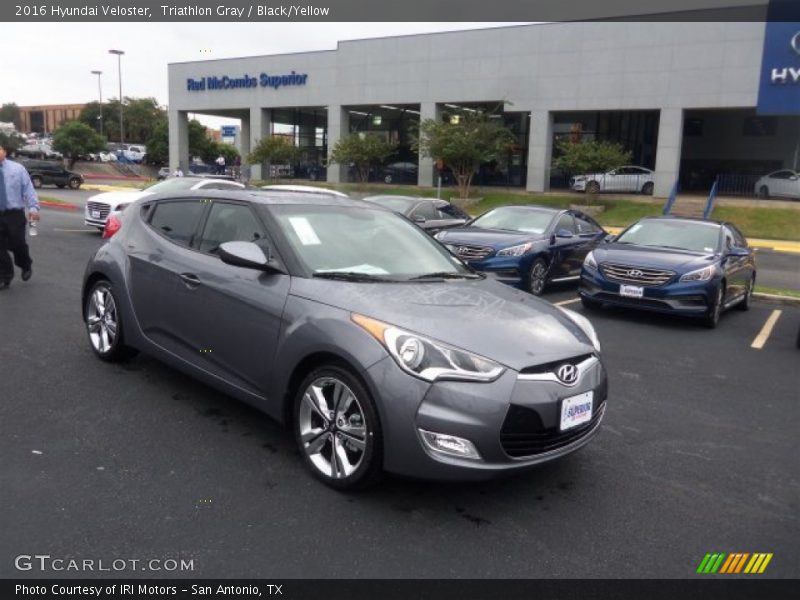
[697,554,713,573]
[700,552,774,575]
[719,554,736,574]
[733,553,750,573]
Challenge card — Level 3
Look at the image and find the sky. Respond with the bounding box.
[3,22,526,129]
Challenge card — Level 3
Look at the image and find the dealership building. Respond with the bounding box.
[167,20,800,197]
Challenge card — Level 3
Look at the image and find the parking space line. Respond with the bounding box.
[751,309,782,350]
[554,298,581,306]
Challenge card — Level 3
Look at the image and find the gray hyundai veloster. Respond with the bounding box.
[82,191,607,489]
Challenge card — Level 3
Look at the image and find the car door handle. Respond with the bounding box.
[179,273,201,288]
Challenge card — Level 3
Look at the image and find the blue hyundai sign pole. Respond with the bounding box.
[704,177,719,220]
[662,180,679,215]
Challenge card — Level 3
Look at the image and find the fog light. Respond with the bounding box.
[419,429,482,460]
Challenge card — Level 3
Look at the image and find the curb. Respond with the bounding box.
[40,200,79,211]
[82,174,149,182]
[753,292,800,306]
[83,184,140,193]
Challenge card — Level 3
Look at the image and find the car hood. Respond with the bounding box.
[437,227,547,250]
[289,277,595,371]
[87,189,152,208]
[594,243,718,272]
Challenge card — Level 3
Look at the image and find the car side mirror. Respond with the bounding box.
[413,215,426,223]
[728,246,750,257]
[556,228,574,239]
[218,241,276,271]
[604,233,616,243]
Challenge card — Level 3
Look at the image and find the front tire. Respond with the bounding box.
[384,174,393,184]
[642,181,654,195]
[294,365,383,490]
[84,280,138,362]
[527,258,549,296]
[759,185,769,199]
[704,285,724,329]
[68,177,81,190]
[586,181,601,194]
[30,176,43,189]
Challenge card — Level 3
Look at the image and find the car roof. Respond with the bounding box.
[260,184,349,198]
[140,189,366,208]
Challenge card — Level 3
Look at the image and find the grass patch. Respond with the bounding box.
[755,286,800,299]
[712,206,800,241]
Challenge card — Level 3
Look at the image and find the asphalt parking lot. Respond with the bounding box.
[1,207,798,579]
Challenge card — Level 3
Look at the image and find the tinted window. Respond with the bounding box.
[729,225,747,248]
[149,201,205,247]
[722,226,735,249]
[555,213,577,234]
[437,203,469,220]
[366,196,418,213]
[410,202,439,221]
[197,202,267,254]
[575,214,602,234]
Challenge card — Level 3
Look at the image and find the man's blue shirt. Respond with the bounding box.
[0,159,40,212]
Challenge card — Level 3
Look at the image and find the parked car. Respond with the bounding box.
[20,159,83,189]
[122,145,146,163]
[17,143,62,160]
[364,195,469,234]
[435,205,608,295]
[579,216,756,328]
[82,190,607,489]
[84,176,245,229]
[570,166,654,195]
[381,161,418,184]
[260,184,349,198]
[157,167,171,180]
[754,170,800,199]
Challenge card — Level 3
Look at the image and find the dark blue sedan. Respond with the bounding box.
[435,205,608,295]
[579,217,756,327]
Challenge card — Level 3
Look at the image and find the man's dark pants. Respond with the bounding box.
[0,209,32,283]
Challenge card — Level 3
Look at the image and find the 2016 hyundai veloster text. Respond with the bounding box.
[82,191,607,489]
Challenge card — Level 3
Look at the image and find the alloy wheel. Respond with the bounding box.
[529,259,547,296]
[298,376,369,480]
[86,285,118,354]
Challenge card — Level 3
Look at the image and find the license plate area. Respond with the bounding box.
[620,284,644,298]
[560,391,593,431]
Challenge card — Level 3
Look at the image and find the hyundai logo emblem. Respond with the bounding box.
[556,363,579,385]
[458,246,469,254]
[627,269,644,278]
[792,31,800,55]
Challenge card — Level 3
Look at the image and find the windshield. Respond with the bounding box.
[365,196,418,213]
[470,206,555,234]
[616,220,721,253]
[267,205,473,280]
[145,178,204,193]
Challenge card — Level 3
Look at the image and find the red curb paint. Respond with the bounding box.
[40,200,79,211]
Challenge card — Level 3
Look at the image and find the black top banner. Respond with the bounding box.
[3,0,800,22]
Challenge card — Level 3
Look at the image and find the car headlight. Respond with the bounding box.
[434,231,447,241]
[679,265,715,282]
[352,314,505,382]
[584,251,598,270]
[497,242,533,257]
[557,307,601,352]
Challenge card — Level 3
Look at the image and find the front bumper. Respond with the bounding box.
[365,353,607,481]
[579,266,715,316]
[463,256,529,288]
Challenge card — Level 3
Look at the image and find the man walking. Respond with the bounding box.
[0,143,40,290]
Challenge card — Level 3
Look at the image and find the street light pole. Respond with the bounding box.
[90,70,103,137]
[108,49,125,145]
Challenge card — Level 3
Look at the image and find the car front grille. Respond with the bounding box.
[86,202,111,219]
[451,244,493,261]
[500,402,605,458]
[600,262,675,286]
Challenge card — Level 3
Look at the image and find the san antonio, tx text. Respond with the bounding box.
[16,584,280,596]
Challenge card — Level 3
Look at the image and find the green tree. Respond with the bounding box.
[0,131,25,154]
[327,132,397,183]
[554,138,632,176]
[188,119,212,161]
[414,110,515,199]
[79,97,165,143]
[0,103,21,130]
[145,121,168,165]
[206,141,240,165]
[248,136,301,181]
[51,121,106,167]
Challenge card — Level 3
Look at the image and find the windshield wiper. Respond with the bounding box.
[312,271,396,282]
[407,271,483,281]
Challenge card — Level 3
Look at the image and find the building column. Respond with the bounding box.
[653,108,684,198]
[326,105,349,183]
[418,103,440,187]
[248,107,270,181]
[525,110,554,193]
[168,110,189,173]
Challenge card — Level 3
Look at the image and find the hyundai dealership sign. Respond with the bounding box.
[187,72,308,92]
[757,22,800,114]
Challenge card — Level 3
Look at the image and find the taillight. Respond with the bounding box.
[102,215,122,239]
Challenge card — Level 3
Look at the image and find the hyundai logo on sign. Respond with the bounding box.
[757,20,800,114]
[187,71,309,92]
